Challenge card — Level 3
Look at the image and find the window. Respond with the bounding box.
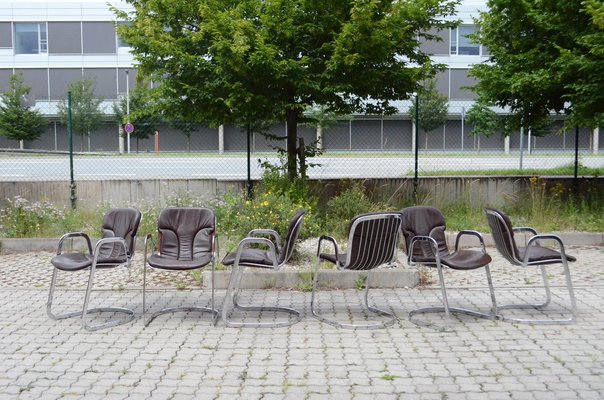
[14,23,47,54]
[450,25,479,56]
[116,21,130,48]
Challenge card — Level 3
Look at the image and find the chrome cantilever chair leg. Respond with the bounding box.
[408,238,498,332]
[143,261,218,328]
[222,256,301,328]
[47,237,136,331]
[47,267,83,320]
[80,238,135,331]
[311,261,396,330]
[497,262,576,325]
[409,263,498,332]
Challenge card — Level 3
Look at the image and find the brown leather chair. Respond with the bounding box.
[311,212,402,329]
[143,207,218,326]
[485,207,577,324]
[400,206,497,331]
[221,210,306,327]
[47,208,142,331]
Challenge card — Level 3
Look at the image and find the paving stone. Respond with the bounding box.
[0,247,603,400]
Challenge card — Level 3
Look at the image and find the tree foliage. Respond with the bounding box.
[115,0,460,179]
[408,78,448,148]
[470,0,604,130]
[58,79,104,151]
[0,74,46,145]
[465,102,499,138]
[113,80,161,149]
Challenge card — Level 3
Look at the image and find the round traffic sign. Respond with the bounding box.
[124,123,135,134]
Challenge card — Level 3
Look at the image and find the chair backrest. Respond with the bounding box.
[343,212,402,270]
[484,207,521,265]
[98,208,142,261]
[278,210,306,265]
[157,207,216,261]
[399,206,449,260]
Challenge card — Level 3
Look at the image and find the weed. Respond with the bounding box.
[262,279,277,289]
[295,272,314,292]
[379,374,400,381]
[354,274,367,290]
[418,265,433,285]
[190,270,203,286]
[175,280,187,290]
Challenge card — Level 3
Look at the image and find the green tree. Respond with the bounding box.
[465,101,500,152]
[58,79,104,152]
[115,0,459,180]
[470,0,604,131]
[408,78,448,149]
[113,81,160,153]
[0,74,46,149]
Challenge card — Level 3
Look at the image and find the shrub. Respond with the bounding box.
[0,196,83,238]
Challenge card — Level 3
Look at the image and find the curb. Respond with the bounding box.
[204,268,419,290]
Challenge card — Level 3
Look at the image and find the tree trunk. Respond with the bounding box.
[286,109,299,181]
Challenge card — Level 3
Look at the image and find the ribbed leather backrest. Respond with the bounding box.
[278,210,306,265]
[157,208,215,261]
[400,206,449,259]
[98,208,142,260]
[484,208,521,265]
[345,212,402,270]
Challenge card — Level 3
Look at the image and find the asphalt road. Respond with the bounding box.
[1,153,602,181]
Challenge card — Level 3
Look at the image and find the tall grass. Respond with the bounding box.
[1,177,602,239]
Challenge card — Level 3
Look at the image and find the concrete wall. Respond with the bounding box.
[2,177,602,210]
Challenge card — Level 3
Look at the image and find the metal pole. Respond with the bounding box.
[413,94,419,204]
[574,126,580,179]
[246,123,252,200]
[519,124,524,171]
[68,91,76,209]
[574,125,580,196]
[126,70,130,154]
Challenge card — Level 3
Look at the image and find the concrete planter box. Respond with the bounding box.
[203,268,419,290]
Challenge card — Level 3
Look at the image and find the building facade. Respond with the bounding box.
[0,0,601,154]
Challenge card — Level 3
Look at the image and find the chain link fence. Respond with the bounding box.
[1,99,603,183]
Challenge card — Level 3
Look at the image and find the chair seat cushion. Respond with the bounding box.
[413,250,492,270]
[148,253,213,270]
[319,253,347,266]
[51,253,126,271]
[518,246,576,263]
[441,250,492,270]
[222,248,277,268]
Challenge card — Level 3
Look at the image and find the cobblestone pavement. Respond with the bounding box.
[0,246,603,399]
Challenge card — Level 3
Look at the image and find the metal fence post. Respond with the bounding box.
[68,91,76,209]
[413,93,419,204]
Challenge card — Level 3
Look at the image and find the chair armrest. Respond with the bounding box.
[522,234,568,265]
[407,235,439,266]
[513,226,540,246]
[236,237,279,269]
[317,235,340,266]
[513,226,538,235]
[143,233,155,264]
[56,232,92,255]
[248,229,282,254]
[454,230,487,252]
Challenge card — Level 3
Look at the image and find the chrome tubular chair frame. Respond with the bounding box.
[401,206,497,332]
[311,213,401,330]
[142,208,218,327]
[47,208,141,331]
[406,233,497,332]
[485,208,577,324]
[221,211,305,328]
